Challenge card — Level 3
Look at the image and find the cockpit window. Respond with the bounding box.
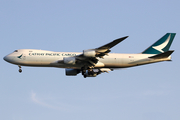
[14,50,18,52]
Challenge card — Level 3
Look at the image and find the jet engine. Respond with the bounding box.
[65,69,80,76]
[83,49,96,57]
[63,57,76,65]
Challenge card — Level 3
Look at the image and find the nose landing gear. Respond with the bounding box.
[18,65,22,73]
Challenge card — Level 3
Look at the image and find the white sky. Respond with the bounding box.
[1,0,180,120]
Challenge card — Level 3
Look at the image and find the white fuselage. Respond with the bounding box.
[4,49,171,69]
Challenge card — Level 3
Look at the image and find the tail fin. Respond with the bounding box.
[142,33,176,54]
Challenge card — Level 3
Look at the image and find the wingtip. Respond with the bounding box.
[123,36,129,39]
[122,36,129,39]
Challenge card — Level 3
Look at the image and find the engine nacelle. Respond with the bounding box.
[66,69,80,76]
[83,49,96,57]
[63,57,76,65]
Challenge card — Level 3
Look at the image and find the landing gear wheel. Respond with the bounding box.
[18,65,22,73]
[19,69,22,73]
[82,70,86,75]
[88,68,93,75]
[81,67,86,75]
[83,74,87,78]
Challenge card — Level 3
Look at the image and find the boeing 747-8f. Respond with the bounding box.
[4,33,176,78]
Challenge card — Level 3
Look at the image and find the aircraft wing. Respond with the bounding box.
[75,36,128,66]
[54,36,128,68]
[87,36,128,58]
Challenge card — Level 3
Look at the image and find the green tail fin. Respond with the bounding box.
[142,33,176,54]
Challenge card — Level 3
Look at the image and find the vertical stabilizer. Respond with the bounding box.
[142,33,176,54]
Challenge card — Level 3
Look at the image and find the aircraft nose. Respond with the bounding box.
[3,55,11,63]
[4,55,8,61]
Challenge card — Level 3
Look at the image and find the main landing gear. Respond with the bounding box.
[81,67,86,78]
[18,65,22,73]
[81,67,94,78]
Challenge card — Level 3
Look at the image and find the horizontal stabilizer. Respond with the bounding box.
[149,50,174,59]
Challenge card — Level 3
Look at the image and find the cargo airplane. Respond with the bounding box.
[3,33,176,78]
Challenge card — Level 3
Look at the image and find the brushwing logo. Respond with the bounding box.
[17,54,23,59]
[152,34,171,53]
